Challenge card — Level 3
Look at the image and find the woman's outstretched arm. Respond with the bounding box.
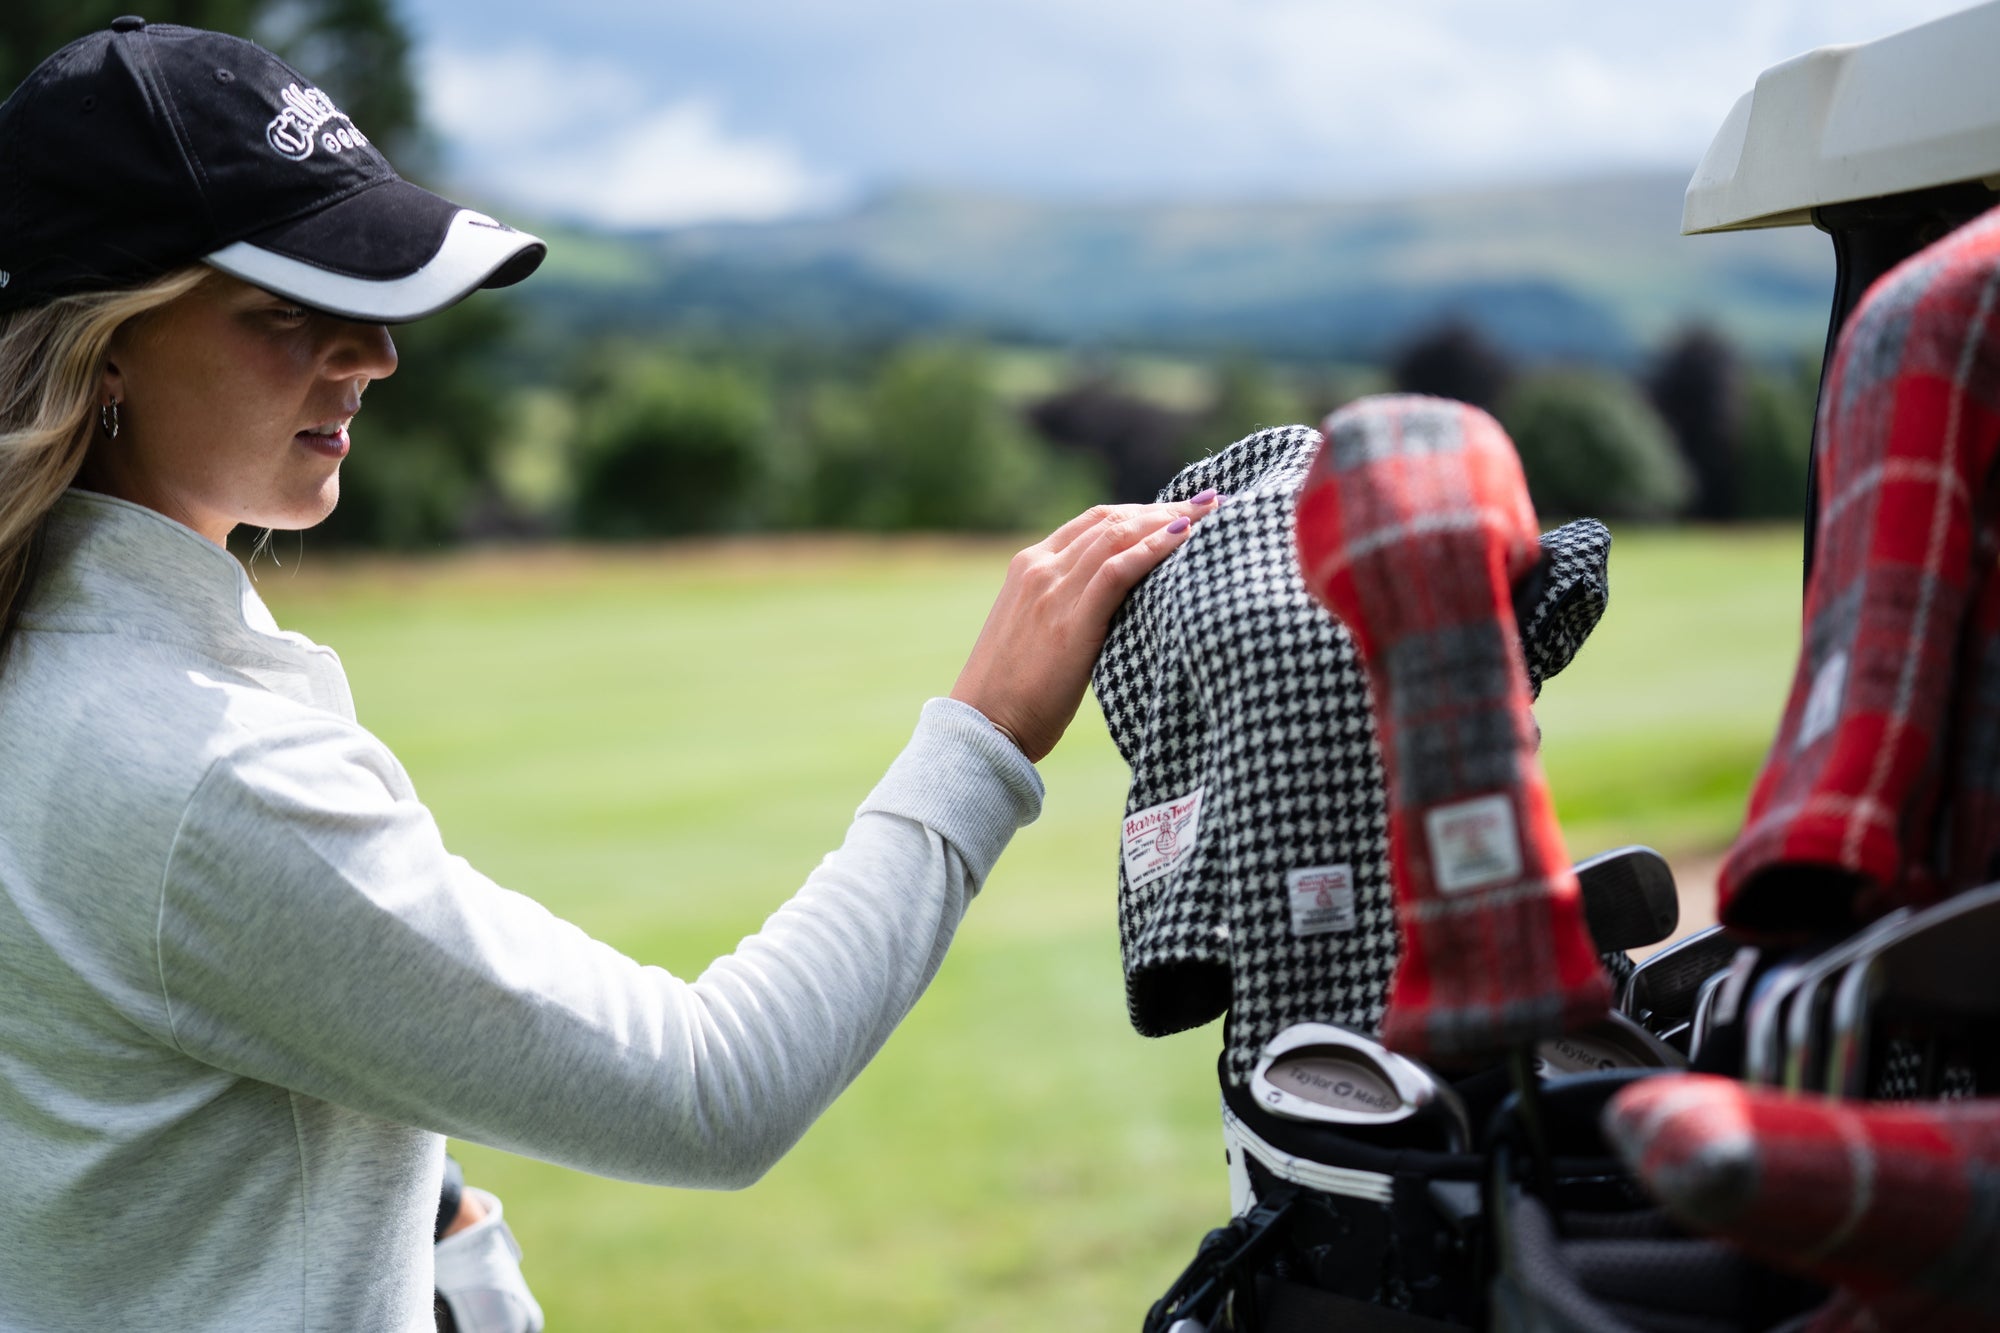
[150,498,1212,1186]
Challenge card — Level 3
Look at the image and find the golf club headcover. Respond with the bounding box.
[1720,205,2000,935]
[1294,395,1610,1062]
[1094,424,1612,1084]
[1606,1074,2000,1330]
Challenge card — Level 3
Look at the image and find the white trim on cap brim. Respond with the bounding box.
[205,209,544,322]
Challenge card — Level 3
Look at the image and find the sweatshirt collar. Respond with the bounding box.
[20,490,351,713]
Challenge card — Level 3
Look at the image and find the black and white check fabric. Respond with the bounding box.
[1093,425,1611,1085]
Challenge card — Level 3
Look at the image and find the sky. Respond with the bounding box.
[401,0,1982,229]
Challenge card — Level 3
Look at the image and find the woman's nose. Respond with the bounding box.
[332,320,398,383]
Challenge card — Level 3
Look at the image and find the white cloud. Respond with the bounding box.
[423,46,841,228]
[408,1,1982,206]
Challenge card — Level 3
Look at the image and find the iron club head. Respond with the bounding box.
[1576,845,1680,954]
[1249,1022,1473,1153]
[1619,924,1737,1034]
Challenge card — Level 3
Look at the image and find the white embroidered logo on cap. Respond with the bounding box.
[1122,787,1205,890]
[0,271,10,288]
[265,83,370,162]
[1286,865,1357,937]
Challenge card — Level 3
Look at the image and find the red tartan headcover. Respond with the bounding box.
[1721,205,2000,932]
[1606,1074,2000,1330]
[1294,395,1609,1062]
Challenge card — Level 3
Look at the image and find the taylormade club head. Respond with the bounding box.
[1534,1010,1688,1077]
[1826,882,2000,1098]
[1576,845,1680,954]
[1250,1022,1473,1152]
[1619,925,1736,1034]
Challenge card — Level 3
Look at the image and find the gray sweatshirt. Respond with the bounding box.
[0,490,1043,1331]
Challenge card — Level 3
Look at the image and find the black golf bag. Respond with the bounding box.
[1146,1059,1828,1333]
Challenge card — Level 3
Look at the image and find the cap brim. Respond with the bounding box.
[204,177,545,323]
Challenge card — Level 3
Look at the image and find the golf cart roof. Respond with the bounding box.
[1683,0,2000,235]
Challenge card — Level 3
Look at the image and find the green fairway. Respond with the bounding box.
[255,523,1803,1331]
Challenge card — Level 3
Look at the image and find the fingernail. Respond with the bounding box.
[1167,516,1191,534]
[1191,488,1218,505]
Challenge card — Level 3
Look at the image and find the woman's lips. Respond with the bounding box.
[296,424,350,459]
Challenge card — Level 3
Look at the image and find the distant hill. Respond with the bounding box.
[517,172,1834,365]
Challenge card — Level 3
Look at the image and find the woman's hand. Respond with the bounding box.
[951,491,1219,762]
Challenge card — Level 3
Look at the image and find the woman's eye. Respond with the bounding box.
[271,306,310,322]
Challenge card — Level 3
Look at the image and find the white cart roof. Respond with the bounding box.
[1684,0,2000,234]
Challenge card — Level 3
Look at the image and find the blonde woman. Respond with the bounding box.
[0,22,1213,1331]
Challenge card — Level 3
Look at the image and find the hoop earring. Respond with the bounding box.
[100,399,121,439]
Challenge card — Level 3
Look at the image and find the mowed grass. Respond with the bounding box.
[254,523,1803,1331]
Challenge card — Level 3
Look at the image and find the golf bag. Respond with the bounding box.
[1147,1060,1830,1333]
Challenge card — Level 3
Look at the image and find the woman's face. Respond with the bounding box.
[83,273,399,545]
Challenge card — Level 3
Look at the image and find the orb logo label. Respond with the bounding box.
[1425,792,1522,893]
[1122,787,1204,890]
[1286,864,1356,937]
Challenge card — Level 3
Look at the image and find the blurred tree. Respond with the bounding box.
[1026,377,1192,503]
[1647,326,1745,520]
[1502,369,1692,521]
[1390,320,1514,412]
[804,343,1096,532]
[570,352,776,539]
[1302,364,1394,427]
[1736,361,1816,521]
[1201,353,1304,448]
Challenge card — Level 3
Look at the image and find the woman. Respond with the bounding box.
[0,21,1212,1331]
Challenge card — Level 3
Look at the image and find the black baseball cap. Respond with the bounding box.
[0,17,545,322]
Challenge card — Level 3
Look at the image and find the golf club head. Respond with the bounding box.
[1827,955,1874,1099]
[1619,924,1736,1034]
[1250,1022,1473,1153]
[1576,845,1680,954]
[1534,1010,1688,1077]
[1826,882,2000,1098]
[1685,967,1732,1064]
[1743,957,1817,1086]
[1778,910,1913,1093]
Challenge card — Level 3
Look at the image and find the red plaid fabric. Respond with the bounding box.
[1294,395,1609,1062]
[1721,206,2000,931]
[1606,1074,2000,1329]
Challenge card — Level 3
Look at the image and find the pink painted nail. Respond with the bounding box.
[1191,488,1218,505]
[1167,516,1191,534]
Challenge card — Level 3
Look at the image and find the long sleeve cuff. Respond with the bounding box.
[858,697,1044,883]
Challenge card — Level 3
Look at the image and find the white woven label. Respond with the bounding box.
[1286,865,1356,937]
[1122,787,1205,890]
[1798,649,1848,751]
[1425,793,1522,893]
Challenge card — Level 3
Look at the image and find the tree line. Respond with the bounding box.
[306,318,1817,548]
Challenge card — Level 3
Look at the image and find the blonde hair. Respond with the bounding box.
[0,266,214,660]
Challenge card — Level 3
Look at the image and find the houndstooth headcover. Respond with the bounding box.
[1092,424,1611,1084]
